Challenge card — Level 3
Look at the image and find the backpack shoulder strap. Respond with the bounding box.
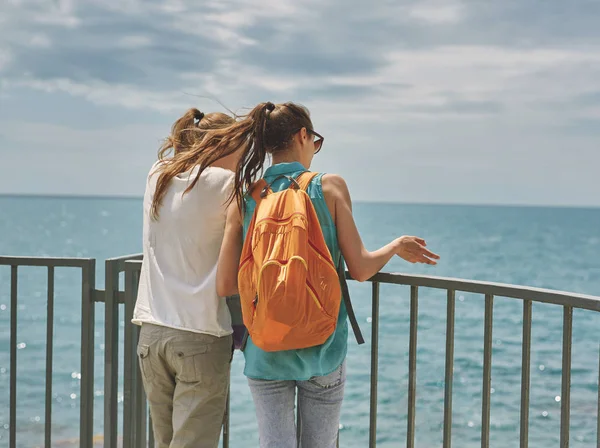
[338,257,365,345]
[295,171,319,191]
[248,179,268,203]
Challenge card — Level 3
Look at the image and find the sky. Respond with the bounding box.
[1,0,599,206]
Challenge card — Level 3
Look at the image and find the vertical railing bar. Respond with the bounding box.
[560,306,573,448]
[148,411,154,448]
[297,396,301,446]
[369,282,380,448]
[137,371,148,448]
[9,265,18,448]
[135,366,148,448]
[130,268,147,448]
[597,342,600,448]
[407,285,418,448]
[443,289,456,448]
[80,260,96,448]
[223,390,230,448]
[45,266,55,448]
[132,322,144,448]
[123,266,136,448]
[481,294,494,448]
[104,259,120,448]
[519,300,532,448]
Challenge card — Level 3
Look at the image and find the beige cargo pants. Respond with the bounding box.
[137,323,233,448]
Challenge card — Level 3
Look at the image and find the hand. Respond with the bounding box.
[395,236,440,265]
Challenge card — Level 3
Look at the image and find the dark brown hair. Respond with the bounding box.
[183,101,313,211]
[150,109,235,219]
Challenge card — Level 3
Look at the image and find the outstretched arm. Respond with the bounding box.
[322,174,439,282]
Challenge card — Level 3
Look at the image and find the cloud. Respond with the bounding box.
[117,35,152,49]
[1,0,600,204]
[1,0,599,123]
[0,49,11,72]
[408,0,465,24]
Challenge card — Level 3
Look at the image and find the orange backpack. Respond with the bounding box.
[237,171,364,352]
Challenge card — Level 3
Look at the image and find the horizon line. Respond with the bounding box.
[0,193,599,210]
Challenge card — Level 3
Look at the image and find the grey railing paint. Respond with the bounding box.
[0,256,96,448]
[3,254,600,447]
[103,253,143,448]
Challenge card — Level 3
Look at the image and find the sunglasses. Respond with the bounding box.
[307,129,324,154]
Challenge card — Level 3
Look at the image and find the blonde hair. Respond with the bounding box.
[150,109,235,219]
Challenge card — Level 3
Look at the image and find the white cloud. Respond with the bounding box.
[1,0,600,204]
[28,34,52,48]
[5,77,193,113]
[7,43,600,125]
[408,0,464,24]
[0,49,11,71]
[117,35,152,49]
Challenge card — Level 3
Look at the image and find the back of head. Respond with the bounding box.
[153,102,314,217]
[211,102,314,211]
[160,109,234,157]
[151,109,235,219]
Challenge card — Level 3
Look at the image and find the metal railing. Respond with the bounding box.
[363,272,600,448]
[3,254,600,447]
[102,254,143,448]
[0,256,96,448]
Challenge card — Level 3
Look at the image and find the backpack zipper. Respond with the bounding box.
[252,295,258,321]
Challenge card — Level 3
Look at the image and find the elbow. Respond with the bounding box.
[216,276,238,298]
[347,267,370,283]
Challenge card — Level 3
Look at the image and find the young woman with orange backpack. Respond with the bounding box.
[213,101,440,448]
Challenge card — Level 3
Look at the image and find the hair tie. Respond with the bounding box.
[194,111,204,121]
[265,102,275,112]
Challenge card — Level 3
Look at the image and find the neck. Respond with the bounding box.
[272,149,307,168]
[210,153,237,172]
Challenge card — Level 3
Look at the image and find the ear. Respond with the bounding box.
[299,127,309,143]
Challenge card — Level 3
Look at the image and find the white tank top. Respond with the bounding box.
[132,161,234,337]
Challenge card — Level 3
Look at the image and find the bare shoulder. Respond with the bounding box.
[321,173,349,198]
[226,200,243,225]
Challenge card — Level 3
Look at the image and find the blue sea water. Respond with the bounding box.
[0,196,599,448]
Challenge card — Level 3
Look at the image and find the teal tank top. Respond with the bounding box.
[242,162,348,381]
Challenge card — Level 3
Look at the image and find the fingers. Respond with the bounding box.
[414,246,439,265]
[414,254,437,265]
[420,247,440,260]
[404,254,438,265]
[398,237,440,265]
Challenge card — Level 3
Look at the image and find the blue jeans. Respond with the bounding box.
[247,361,346,448]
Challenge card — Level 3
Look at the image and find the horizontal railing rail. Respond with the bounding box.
[367,272,600,311]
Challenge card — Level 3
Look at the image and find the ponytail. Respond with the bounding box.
[150,109,234,220]
[152,101,312,219]
[158,108,204,158]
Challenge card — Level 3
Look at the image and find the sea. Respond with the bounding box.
[0,196,599,448]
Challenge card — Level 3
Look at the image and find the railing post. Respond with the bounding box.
[520,300,532,448]
[80,260,96,448]
[560,306,573,448]
[9,265,18,448]
[407,286,418,448]
[369,282,380,448]
[597,342,600,448]
[123,265,138,448]
[481,294,494,448]
[45,267,55,448]
[443,290,456,448]
[104,259,120,448]
[223,390,231,448]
